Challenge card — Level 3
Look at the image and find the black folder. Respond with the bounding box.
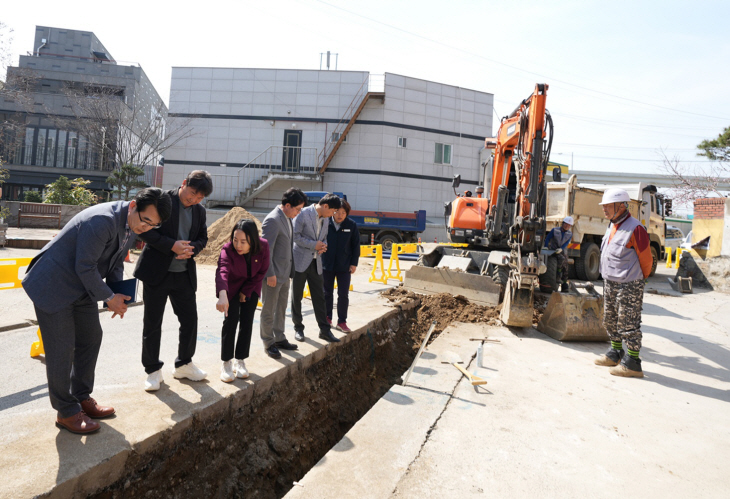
[104,278,138,307]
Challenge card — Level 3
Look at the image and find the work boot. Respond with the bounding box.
[610,355,644,378]
[561,282,569,292]
[594,347,624,367]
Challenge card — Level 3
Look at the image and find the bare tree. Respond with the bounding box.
[0,21,13,82]
[657,147,727,205]
[58,82,200,199]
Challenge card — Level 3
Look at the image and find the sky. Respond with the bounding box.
[2,0,730,184]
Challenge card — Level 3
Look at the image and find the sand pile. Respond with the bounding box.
[196,207,262,266]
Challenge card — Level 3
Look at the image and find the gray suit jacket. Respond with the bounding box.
[23,201,135,314]
[293,205,329,274]
[261,206,294,280]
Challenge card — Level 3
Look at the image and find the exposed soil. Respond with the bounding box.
[383,287,551,330]
[382,287,502,344]
[196,208,262,266]
[81,285,549,498]
[532,293,549,326]
[88,288,500,499]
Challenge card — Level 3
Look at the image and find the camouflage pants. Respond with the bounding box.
[603,278,644,351]
[556,253,569,284]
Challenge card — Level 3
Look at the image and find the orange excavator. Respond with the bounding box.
[404,84,553,327]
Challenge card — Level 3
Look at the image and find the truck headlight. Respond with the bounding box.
[454,229,465,237]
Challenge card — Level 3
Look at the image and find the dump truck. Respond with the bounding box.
[404,84,553,328]
[304,191,426,250]
[539,174,666,291]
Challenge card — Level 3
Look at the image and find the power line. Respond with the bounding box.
[312,0,730,122]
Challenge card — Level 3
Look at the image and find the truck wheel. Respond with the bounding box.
[379,234,400,252]
[575,242,600,281]
[650,246,658,277]
[539,255,559,293]
[492,265,509,303]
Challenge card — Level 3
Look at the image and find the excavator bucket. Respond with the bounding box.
[403,265,501,306]
[500,284,534,328]
[403,247,502,307]
[537,282,608,341]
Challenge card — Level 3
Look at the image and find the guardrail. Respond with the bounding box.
[210,146,319,205]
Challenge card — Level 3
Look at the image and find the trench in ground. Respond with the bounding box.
[85,291,501,499]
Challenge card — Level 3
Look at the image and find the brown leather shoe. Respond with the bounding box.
[56,412,100,434]
[80,397,116,419]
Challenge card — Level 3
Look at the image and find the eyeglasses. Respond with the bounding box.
[137,211,162,229]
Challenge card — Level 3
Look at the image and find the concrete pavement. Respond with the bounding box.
[0,243,404,498]
[285,264,730,498]
[2,237,729,498]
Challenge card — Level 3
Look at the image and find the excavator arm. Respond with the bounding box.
[487,84,553,326]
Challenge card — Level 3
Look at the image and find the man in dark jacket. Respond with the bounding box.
[134,170,212,391]
[322,199,360,333]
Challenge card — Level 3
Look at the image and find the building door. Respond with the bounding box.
[282,130,302,173]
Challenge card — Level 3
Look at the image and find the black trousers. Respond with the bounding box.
[291,259,331,334]
[221,291,258,361]
[322,269,352,324]
[142,271,198,374]
[34,295,102,418]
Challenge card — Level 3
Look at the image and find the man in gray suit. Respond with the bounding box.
[259,188,307,359]
[23,188,172,434]
[292,193,341,343]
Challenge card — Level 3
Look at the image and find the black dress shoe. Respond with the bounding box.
[294,330,305,342]
[318,329,340,343]
[275,339,299,351]
[266,345,282,359]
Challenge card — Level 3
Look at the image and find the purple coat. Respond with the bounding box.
[215,239,270,300]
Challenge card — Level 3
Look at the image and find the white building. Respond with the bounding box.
[163,69,493,218]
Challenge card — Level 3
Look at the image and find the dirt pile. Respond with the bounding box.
[383,286,551,330]
[196,208,262,266]
[532,293,549,325]
[382,287,501,347]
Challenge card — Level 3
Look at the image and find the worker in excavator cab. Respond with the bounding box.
[544,216,574,292]
[594,188,653,378]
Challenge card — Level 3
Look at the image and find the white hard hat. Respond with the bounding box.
[563,216,574,225]
[599,188,631,205]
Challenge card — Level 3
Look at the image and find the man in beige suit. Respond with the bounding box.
[259,188,307,359]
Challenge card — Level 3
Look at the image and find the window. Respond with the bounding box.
[67,132,77,168]
[36,128,47,166]
[435,143,452,164]
[397,136,407,148]
[331,132,347,143]
[44,130,56,167]
[56,130,67,168]
[21,128,35,165]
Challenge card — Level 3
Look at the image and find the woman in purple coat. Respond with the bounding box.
[215,219,270,382]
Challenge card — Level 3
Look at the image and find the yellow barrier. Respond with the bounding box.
[0,257,32,290]
[361,245,388,284]
[438,242,469,248]
[302,278,354,298]
[674,247,684,269]
[665,246,673,268]
[30,328,44,357]
[387,243,419,282]
[0,258,44,357]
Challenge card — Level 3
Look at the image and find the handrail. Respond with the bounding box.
[316,76,370,170]
[209,145,318,205]
[317,74,385,173]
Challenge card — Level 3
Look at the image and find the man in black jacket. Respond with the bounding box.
[322,199,360,333]
[134,170,212,391]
